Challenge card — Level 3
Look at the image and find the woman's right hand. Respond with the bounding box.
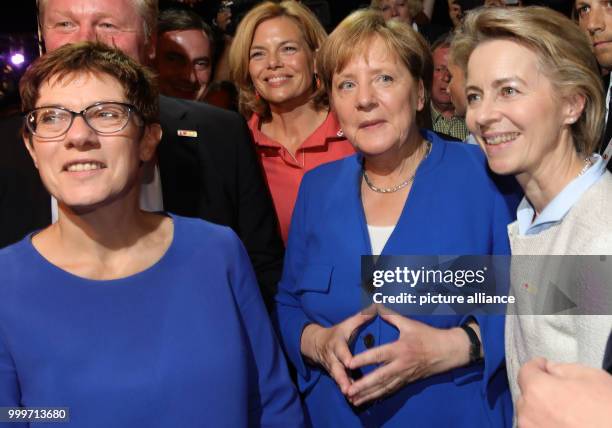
[300,311,375,394]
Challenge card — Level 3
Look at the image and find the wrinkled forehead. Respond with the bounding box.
[465,39,550,88]
[40,0,144,27]
[252,15,310,48]
[161,29,211,52]
[334,35,405,76]
[46,70,118,87]
[468,38,544,69]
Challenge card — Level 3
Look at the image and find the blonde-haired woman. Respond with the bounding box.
[453,5,612,414]
[229,1,354,243]
[275,9,518,427]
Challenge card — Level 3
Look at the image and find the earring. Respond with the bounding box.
[313,73,321,90]
[255,91,260,101]
[337,129,344,137]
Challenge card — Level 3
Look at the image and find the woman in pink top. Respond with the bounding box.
[229,1,354,242]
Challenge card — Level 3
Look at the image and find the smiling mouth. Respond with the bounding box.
[483,132,520,145]
[266,76,290,84]
[64,162,106,172]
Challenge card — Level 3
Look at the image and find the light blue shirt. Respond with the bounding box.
[464,133,478,145]
[517,154,606,235]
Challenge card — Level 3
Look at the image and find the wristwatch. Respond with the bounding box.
[459,322,483,364]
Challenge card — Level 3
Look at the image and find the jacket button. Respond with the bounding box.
[363,333,375,349]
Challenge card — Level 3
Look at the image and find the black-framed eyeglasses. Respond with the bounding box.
[25,102,142,139]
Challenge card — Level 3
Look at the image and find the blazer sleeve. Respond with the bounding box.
[0,327,26,428]
[468,184,515,418]
[226,113,285,310]
[226,230,304,428]
[273,176,316,382]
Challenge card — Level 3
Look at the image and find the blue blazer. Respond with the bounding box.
[275,131,518,427]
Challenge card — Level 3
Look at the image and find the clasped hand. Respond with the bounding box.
[301,305,469,407]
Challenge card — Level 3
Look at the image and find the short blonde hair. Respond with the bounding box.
[370,0,424,20]
[38,0,158,39]
[451,6,604,154]
[228,1,327,119]
[317,8,432,128]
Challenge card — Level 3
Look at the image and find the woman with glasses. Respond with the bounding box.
[0,42,303,428]
[274,10,517,427]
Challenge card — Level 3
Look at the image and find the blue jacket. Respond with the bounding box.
[275,131,517,427]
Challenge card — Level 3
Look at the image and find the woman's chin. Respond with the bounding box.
[55,191,116,215]
[354,138,401,158]
[59,200,102,215]
[486,159,519,176]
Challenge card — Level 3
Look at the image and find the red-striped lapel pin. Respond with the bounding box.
[177,129,198,138]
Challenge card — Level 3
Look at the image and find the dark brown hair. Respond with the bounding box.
[20,41,159,126]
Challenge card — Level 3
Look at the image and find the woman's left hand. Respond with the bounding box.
[345,308,470,406]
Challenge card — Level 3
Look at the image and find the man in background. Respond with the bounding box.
[430,36,470,141]
[155,8,214,100]
[447,34,477,144]
[575,0,612,170]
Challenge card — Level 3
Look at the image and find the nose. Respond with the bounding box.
[442,70,451,83]
[267,50,282,69]
[391,6,399,17]
[470,95,502,131]
[182,65,198,85]
[356,83,378,111]
[585,6,605,35]
[64,116,97,150]
[77,25,97,43]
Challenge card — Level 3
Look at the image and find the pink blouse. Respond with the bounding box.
[248,111,355,243]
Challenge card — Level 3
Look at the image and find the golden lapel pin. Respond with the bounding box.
[177,129,198,138]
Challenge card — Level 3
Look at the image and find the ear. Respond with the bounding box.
[22,133,39,169]
[563,92,586,125]
[145,33,157,64]
[416,79,425,112]
[139,123,162,162]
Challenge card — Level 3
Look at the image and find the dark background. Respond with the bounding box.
[0,2,39,114]
[0,0,575,114]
